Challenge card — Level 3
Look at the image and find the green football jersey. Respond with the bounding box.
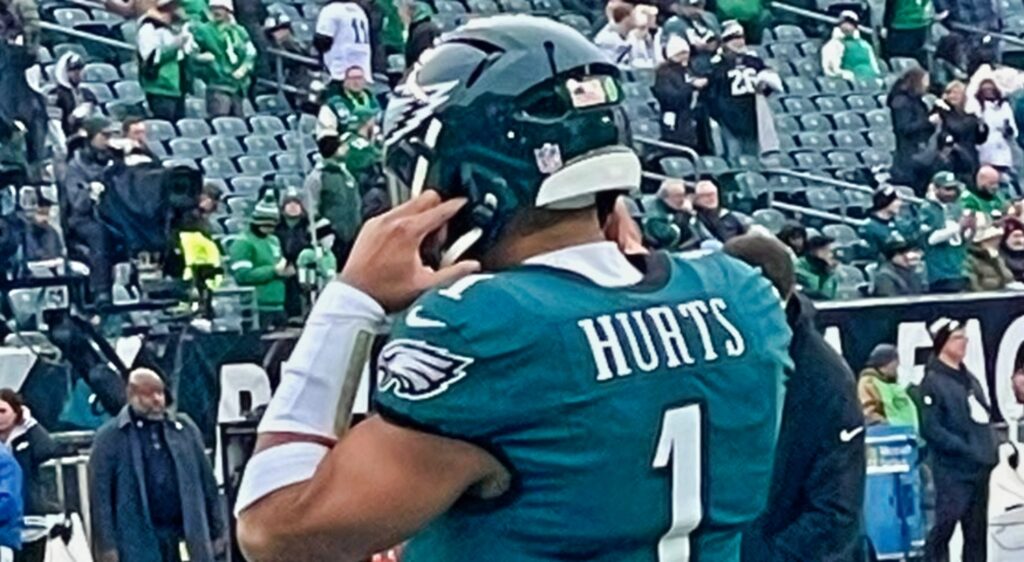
[375,251,792,562]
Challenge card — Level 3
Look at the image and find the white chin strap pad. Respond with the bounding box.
[535,149,642,210]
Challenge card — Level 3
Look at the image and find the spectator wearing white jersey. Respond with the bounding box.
[315,0,373,86]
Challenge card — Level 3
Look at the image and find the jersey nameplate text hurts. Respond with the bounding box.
[577,298,746,381]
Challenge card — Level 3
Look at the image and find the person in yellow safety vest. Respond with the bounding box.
[178,182,224,290]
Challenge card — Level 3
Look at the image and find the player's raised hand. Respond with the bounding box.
[341,191,481,312]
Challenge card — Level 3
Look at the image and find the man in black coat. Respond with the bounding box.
[873,238,925,297]
[88,369,225,562]
[726,234,866,562]
[919,318,998,562]
[651,35,706,150]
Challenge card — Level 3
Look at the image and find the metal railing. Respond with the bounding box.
[766,168,926,205]
[770,2,876,37]
[770,200,867,227]
[633,136,704,179]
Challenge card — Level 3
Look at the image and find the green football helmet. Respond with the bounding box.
[382,15,641,264]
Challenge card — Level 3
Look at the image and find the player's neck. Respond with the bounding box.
[483,213,606,270]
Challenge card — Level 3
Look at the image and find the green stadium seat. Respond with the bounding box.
[826,150,860,169]
[244,135,281,155]
[232,176,264,194]
[206,136,245,158]
[796,132,832,150]
[778,134,798,151]
[531,0,564,11]
[53,43,89,63]
[82,63,119,84]
[558,13,591,34]
[169,138,208,159]
[202,157,238,179]
[499,0,531,12]
[865,109,892,130]
[814,95,845,113]
[163,158,198,170]
[735,172,769,198]
[793,151,829,169]
[238,156,275,176]
[783,97,815,114]
[81,83,114,103]
[1001,0,1024,15]
[785,76,816,97]
[185,97,207,119]
[700,156,730,178]
[631,118,659,138]
[273,153,304,175]
[768,43,802,60]
[177,118,212,139]
[832,111,867,130]
[816,76,851,96]
[255,94,290,114]
[146,141,168,158]
[765,173,805,194]
[761,152,796,169]
[866,131,895,150]
[436,13,464,32]
[730,154,762,171]
[843,190,873,214]
[806,187,844,210]
[661,156,696,178]
[770,25,807,43]
[860,149,892,168]
[752,208,786,233]
[144,119,177,142]
[799,113,831,133]
[832,131,867,150]
[436,0,467,13]
[845,94,877,111]
[798,40,823,58]
[114,80,144,102]
[793,58,821,76]
[775,116,800,136]
[852,76,886,94]
[53,8,90,29]
[467,0,500,14]
[250,116,287,136]
[212,116,250,137]
[889,57,922,74]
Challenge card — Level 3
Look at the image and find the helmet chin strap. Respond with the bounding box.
[440,227,484,267]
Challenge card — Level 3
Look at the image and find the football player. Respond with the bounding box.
[235,15,791,562]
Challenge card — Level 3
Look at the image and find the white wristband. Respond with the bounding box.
[234,442,330,516]
[258,281,387,441]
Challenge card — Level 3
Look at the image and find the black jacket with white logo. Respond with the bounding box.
[918,358,998,481]
[742,294,866,562]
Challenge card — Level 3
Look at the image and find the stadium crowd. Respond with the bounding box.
[0,0,1022,560]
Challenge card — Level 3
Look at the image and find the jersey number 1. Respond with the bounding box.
[652,405,703,561]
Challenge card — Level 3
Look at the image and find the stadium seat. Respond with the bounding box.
[775,116,800,136]
[436,0,467,13]
[163,157,198,170]
[805,187,844,210]
[843,190,873,214]
[778,134,798,151]
[202,157,238,179]
[53,8,90,29]
[796,132,832,150]
[814,95,845,113]
[730,154,762,171]
[147,142,168,158]
[661,156,696,178]
[852,76,886,94]
[223,195,252,216]
[622,82,653,101]
[532,0,564,11]
[845,94,879,111]
[250,115,287,136]
[169,138,208,159]
[699,156,730,178]
[833,131,867,150]
[80,83,113,103]
[277,174,305,189]
[255,94,289,114]
[435,13,464,32]
[835,264,867,292]
[761,152,796,169]
[232,176,264,194]
[819,222,860,246]
[273,153,304,175]
[816,76,851,96]
[266,2,301,21]
[499,0,532,12]
[832,111,867,131]
[865,109,892,130]
[243,135,281,156]
[860,149,892,168]
[765,173,805,194]
[783,97,815,114]
[826,150,860,169]
[889,57,921,74]
[768,43,802,60]
[798,113,831,133]
[238,156,275,177]
[784,76,816,97]
[206,136,245,159]
[53,43,89,62]
[1002,0,1024,15]
[797,40,823,58]
[113,80,144,102]
[212,116,250,137]
[82,63,119,84]
[223,216,247,234]
[792,151,829,169]
[752,208,786,233]
[793,58,821,76]
[467,0,501,14]
[559,13,592,34]
[144,120,177,143]
[771,24,807,43]
[866,131,895,150]
[177,118,212,139]
[735,172,769,198]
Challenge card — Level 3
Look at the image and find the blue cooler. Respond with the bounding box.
[864,426,926,560]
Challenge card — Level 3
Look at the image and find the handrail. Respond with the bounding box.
[633,136,704,178]
[63,0,107,11]
[764,168,927,206]
[769,2,875,36]
[770,200,868,227]
[267,47,320,69]
[39,20,133,50]
[948,22,1024,48]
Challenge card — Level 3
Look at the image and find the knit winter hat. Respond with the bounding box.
[839,10,859,24]
[721,20,745,41]
[871,185,899,211]
[263,13,292,33]
[866,343,898,369]
[313,218,335,242]
[882,236,915,260]
[665,35,690,60]
[82,116,116,140]
[209,0,234,12]
[931,171,964,191]
[1003,217,1024,241]
[929,317,962,353]
[251,193,280,226]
